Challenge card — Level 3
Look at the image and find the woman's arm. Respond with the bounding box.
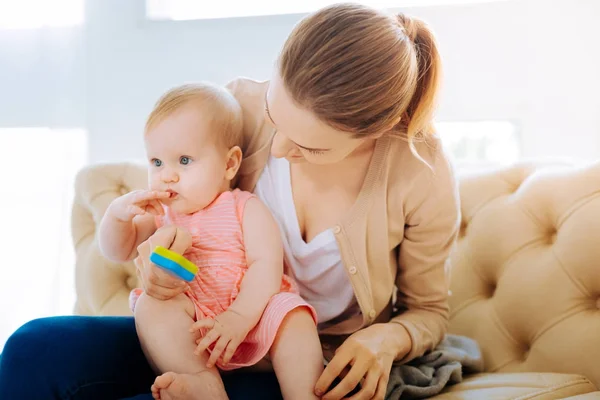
[389,148,461,363]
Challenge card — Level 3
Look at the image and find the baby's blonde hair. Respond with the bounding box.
[146,82,243,148]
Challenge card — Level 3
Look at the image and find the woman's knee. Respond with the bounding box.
[2,318,55,365]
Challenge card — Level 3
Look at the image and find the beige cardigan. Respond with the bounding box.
[226,77,461,363]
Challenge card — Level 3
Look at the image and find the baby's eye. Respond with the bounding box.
[152,159,162,167]
[180,156,191,165]
[306,149,325,156]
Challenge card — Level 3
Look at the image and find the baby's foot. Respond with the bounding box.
[151,372,227,400]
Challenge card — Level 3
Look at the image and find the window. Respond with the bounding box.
[0,128,87,350]
[436,120,520,171]
[0,0,84,29]
[147,0,507,21]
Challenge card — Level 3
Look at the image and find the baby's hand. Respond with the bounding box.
[110,190,171,222]
[191,309,254,368]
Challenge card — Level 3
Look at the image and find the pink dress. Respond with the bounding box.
[130,189,317,370]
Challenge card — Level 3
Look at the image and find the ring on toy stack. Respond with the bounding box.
[150,246,198,282]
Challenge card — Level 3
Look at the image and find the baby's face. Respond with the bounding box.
[145,106,231,214]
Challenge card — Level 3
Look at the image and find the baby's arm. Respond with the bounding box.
[228,197,284,326]
[191,196,285,367]
[98,190,169,262]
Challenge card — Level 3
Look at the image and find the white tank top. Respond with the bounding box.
[254,156,360,329]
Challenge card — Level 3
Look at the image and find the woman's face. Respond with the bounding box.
[265,73,369,165]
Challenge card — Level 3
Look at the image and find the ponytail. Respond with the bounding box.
[397,13,442,143]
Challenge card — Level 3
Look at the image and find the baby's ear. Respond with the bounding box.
[225,146,243,181]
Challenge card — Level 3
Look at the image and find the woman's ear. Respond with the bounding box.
[224,146,243,181]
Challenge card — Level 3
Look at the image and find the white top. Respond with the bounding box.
[254,156,360,329]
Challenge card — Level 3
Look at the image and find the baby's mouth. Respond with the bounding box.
[166,190,179,199]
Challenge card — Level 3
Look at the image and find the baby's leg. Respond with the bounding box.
[134,293,228,400]
[269,307,323,400]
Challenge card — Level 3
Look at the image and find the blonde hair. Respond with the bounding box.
[146,82,243,148]
[279,3,442,154]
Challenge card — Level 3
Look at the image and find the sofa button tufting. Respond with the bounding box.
[488,283,497,297]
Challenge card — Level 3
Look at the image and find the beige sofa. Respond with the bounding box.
[72,161,600,399]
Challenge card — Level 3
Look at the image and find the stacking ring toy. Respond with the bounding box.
[150,246,198,282]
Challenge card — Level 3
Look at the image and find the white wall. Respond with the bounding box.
[0,0,599,163]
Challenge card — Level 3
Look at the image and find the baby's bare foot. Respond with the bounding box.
[151,371,228,400]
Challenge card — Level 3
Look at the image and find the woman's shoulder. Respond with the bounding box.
[386,134,453,181]
[385,134,459,218]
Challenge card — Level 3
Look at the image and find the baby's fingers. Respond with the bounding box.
[134,190,171,203]
[190,318,216,333]
[128,205,146,217]
[222,336,242,365]
[145,199,163,216]
[194,328,220,356]
[206,336,230,368]
[150,199,165,215]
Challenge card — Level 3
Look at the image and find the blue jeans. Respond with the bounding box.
[0,316,283,400]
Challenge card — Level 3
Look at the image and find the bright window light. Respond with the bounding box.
[0,0,84,29]
[0,128,87,350]
[436,120,520,168]
[147,0,507,20]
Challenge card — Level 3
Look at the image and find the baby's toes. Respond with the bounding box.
[154,372,177,391]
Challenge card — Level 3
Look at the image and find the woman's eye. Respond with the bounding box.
[152,159,162,167]
[180,156,191,165]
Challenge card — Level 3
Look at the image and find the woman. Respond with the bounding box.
[0,3,460,399]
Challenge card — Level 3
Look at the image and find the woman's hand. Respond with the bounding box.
[315,323,412,400]
[191,309,254,368]
[135,225,192,300]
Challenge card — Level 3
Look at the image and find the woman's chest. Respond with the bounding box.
[292,186,354,243]
[291,165,367,244]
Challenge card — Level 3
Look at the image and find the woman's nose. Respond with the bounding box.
[271,131,295,158]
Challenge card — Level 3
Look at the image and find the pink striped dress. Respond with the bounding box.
[130,189,316,370]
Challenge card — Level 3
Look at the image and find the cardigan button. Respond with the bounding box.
[348,266,357,275]
[369,309,377,319]
[333,225,341,234]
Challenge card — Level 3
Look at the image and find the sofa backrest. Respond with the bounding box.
[448,162,600,386]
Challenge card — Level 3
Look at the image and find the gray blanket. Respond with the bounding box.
[385,334,484,399]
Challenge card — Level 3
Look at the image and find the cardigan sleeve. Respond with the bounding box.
[390,147,461,363]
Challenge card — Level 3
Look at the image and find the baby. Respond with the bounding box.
[98,83,323,400]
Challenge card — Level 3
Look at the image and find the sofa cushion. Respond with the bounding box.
[434,373,596,399]
[448,162,600,387]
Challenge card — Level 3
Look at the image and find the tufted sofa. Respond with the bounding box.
[72,161,600,399]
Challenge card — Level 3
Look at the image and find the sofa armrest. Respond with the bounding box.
[72,162,147,316]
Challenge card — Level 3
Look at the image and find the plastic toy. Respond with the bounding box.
[150,246,198,282]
